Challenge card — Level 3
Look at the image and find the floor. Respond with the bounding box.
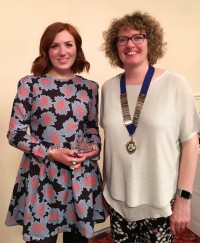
[174,228,200,242]
[90,227,200,242]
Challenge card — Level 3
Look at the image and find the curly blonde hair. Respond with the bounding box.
[101,11,167,69]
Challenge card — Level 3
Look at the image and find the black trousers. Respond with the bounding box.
[110,207,173,243]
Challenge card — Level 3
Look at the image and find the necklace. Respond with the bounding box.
[120,65,155,154]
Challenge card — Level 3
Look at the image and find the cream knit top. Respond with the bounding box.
[100,70,200,222]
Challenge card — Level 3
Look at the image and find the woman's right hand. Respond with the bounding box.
[48,148,85,169]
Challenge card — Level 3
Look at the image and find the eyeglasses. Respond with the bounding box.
[117,34,147,46]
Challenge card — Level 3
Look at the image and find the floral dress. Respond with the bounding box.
[5,75,106,241]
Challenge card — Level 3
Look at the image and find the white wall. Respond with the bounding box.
[0,0,200,242]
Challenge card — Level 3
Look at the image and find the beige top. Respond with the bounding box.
[100,70,200,222]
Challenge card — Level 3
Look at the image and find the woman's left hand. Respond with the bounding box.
[170,196,191,235]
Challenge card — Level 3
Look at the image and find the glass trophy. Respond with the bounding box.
[71,134,91,153]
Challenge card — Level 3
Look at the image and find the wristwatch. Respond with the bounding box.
[176,188,192,199]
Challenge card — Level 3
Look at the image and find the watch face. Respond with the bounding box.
[181,190,191,199]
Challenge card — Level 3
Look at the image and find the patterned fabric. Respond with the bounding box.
[5,75,106,241]
[110,207,173,243]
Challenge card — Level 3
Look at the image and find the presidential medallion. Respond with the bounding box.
[120,66,155,155]
[126,139,136,154]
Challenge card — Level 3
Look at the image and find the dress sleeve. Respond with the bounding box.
[85,81,101,159]
[7,76,49,162]
[100,83,105,129]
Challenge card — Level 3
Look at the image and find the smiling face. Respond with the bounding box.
[48,30,77,77]
[117,28,148,69]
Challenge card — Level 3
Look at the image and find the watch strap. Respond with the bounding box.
[176,188,192,199]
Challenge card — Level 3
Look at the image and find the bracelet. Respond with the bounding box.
[48,148,54,158]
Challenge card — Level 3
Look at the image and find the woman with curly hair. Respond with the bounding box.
[100,11,200,242]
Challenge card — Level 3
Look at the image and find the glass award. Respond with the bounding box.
[71,134,91,153]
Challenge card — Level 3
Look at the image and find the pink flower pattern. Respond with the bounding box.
[6,75,105,241]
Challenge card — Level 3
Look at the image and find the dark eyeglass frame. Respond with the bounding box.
[117,34,147,46]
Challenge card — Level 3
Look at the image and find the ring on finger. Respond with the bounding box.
[92,145,98,151]
[71,159,77,166]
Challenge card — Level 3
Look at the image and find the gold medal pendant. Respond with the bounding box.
[126,138,136,154]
